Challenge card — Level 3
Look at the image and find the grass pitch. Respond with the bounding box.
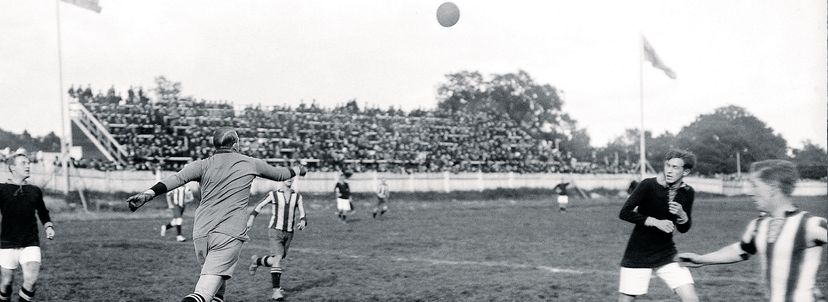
[25,195,828,301]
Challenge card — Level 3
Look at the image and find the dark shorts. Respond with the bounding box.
[269,229,294,259]
[193,233,244,278]
[171,205,185,218]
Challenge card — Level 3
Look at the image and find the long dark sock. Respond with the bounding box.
[165,223,174,230]
[271,272,282,289]
[175,225,182,236]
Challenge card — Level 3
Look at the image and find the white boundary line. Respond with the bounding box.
[57,237,763,284]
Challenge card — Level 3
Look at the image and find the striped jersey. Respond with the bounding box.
[166,186,190,208]
[377,182,389,199]
[252,189,305,232]
[739,210,827,302]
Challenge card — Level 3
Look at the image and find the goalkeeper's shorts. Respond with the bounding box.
[193,233,244,278]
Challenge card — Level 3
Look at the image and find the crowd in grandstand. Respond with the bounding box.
[65,85,636,173]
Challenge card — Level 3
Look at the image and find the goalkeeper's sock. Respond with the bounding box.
[17,287,34,302]
[270,271,282,289]
[256,256,273,267]
[175,225,182,236]
[181,293,206,302]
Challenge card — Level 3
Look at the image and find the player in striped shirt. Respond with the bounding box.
[125,128,306,302]
[678,160,827,302]
[247,178,306,301]
[372,177,389,219]
[161,185,193,242]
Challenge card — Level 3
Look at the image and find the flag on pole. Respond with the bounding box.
[642,36,676,79]
[61,0,102,13]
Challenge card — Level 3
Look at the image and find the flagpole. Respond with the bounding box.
[639,35,646,178]
[55,0,71,196]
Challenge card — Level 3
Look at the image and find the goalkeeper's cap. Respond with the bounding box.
[212,127,239,149]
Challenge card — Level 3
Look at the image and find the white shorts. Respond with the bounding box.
[557,195,569,205]
[336,198,352,211]
[0,247,42,269]
[619,262,694,296]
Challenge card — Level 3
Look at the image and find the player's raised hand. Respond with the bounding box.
[645,217,675,233]
[676,252,705,267]
[126,192,153,212]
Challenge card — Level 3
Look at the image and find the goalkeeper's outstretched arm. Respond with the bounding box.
[126,160,204,212]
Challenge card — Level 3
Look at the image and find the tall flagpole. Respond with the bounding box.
[55,0,70,196]
[639,35,646,178]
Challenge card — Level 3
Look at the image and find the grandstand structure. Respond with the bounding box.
[66,86,582,173]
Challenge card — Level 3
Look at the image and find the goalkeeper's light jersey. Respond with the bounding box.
[159,150,295,240]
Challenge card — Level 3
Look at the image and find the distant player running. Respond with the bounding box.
[0,154,55,302]
[247,178,306,301]
[162,185,193,242]
[618,149,699,302]
[372,177,389,219]
[334,172,352,223]
[125,128,306,302]
[678,160,827,301]
[553,181,570,212]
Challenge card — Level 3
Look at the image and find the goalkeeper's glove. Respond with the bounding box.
[126,192,154,212]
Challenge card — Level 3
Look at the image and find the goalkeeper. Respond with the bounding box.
[126,128,306,302]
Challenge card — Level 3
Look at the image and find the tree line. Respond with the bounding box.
[436,70,827,179]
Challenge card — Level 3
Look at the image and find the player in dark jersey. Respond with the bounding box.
[0,154,54,302]
[553,181,570,212]
[126,128,306,302]
[334,172,352,223]
[618,149,699,302]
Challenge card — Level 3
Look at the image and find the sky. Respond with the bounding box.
[0,0,825,149]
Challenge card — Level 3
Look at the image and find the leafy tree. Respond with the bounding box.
[153,76,182,102]
[675,105,787,175]
[791,141,827,179]
[436,70,590,159]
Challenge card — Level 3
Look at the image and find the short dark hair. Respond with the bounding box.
[750,159,798,196]
[212,128,239,149]
[664,149,696,170]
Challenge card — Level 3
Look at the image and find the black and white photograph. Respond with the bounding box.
[0,0,826,301]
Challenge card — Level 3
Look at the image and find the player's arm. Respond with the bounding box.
[678,218,758,267]
[296,194,307,230]
[247,192,273,228]
[34,187,55,240]
[127,160,203,211]
[677,242,750,267]
[620,180,674,233]
[675,191,694,233]
[619,181,648,224]
[254,159,306,182]
[807,217,828,246]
